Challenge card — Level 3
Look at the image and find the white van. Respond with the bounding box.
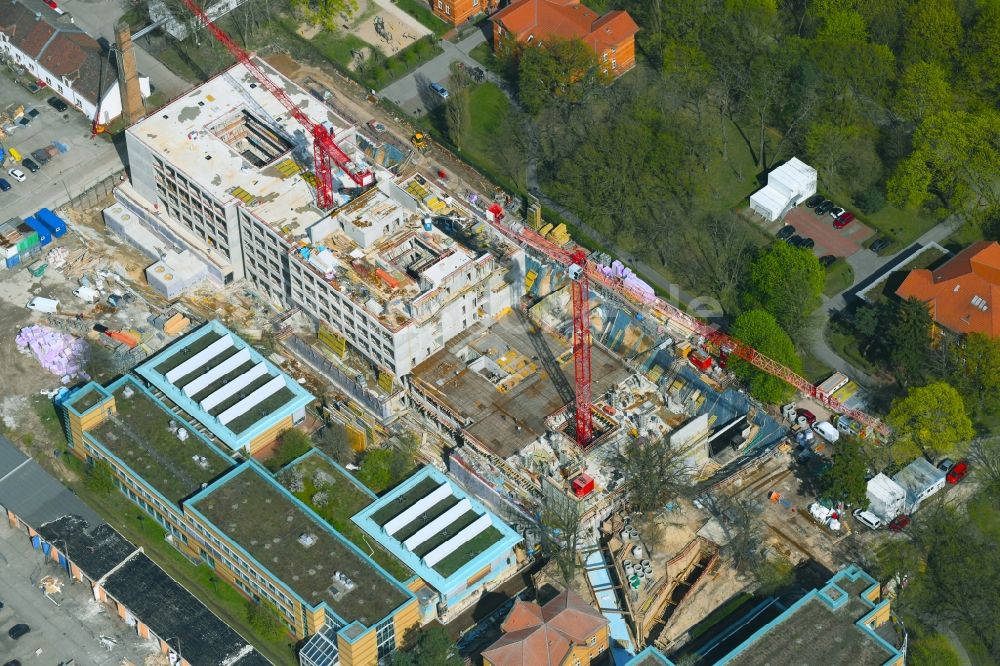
[26,296,60,313]
[813,420,840,443]
[853,509,883,530]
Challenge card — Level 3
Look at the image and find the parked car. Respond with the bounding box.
[946,460,969,484]
[888,514,911,532]
[833,212,854,229]
[8,147,22,162]
[7,168,26,182]
[17,116,30,127]
[47,96,68,112]
[853,509,883,530]
[788,234,803,246]
[829,206,845,218]
[8,623,30,639]
[797,408,817,425]
[0,178,10,192]
[777,225,796,240]
[26,107,39,118]
[815,200,834,215]
[796,237,815,249]
[870,237,891,253]
[31,149,51,165]
[819,254,836,267]
[429,82,449,99]
[21,158,39,173]
[3,661,22,666]
[805,194,824,208]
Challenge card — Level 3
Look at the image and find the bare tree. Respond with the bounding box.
[968,436,1000,494]
[610,435,691,517]
[540,487,582,586]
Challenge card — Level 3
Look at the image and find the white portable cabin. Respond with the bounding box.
[892,457,946,513]
[866,474,907,521]
[749,157,818,222]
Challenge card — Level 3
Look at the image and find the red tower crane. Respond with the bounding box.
[178,0,374,209]
[485,210,891,443]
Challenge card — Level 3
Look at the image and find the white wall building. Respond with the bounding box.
[866,473,907,522]
[0,0,150,125]
[118,60,522,378]
[892,457,946,513]
[749,157,817,222]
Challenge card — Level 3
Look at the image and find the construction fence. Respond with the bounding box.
[58,169,127,212]
[285,335,392,421]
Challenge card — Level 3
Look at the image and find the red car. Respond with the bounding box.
[796,408,817,425]
[888,514,911,531]
[946,460,969,484]
[833,212,854,229]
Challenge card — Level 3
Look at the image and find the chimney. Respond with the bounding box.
[114,20,143,126]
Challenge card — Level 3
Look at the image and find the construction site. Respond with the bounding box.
[0,1,910,664]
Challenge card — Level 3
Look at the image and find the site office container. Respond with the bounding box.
[35,207,67,237]
[15,223,39,253]
[572,473,595,498]
[23,216,52,246]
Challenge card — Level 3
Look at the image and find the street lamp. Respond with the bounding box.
[164,635,183,664]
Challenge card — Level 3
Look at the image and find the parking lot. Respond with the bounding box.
[764,205,876,258]
[0,522,157,665]
[0,70,125,222]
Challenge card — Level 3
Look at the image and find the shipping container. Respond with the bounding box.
[23,216,51,246]
[35,207,67,237]
[572,473,595,498]
[6,254,21,268]
[15,224,39,253]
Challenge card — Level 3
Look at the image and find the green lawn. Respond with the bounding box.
[944,218,984,250]
[799,348,833,384]
[392,0,451,36]
[823,259,854,296]
[469,43,492,68]
[826,324,879,375]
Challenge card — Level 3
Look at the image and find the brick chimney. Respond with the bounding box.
[114,20,143,125]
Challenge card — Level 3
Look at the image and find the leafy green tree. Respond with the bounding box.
[887,382,974,459]
[876,297,933,385]
[820,438,868,506]
[963,1,1000,98]
[743,242,824,339]
[392,626,462,666]
[804,122,882,196]
[357,435,416,492]
[517,39,608,114]
[947,333,1000,417]
[245,600,286,640]
[902,0,962,67]
[85,458,117,495]
[266,428,312,471]
[446,66,471,149]
[888,110,1000,215]
[893,61,953,124]
[289,0,359,32]
[909,634,962,666]
[728,309,802,404]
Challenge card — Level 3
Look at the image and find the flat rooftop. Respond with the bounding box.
[412,314,631,458]
[125,59,360,237]
[88,376,235,505]
[190,463,411,626]
[136,320,314,447]
[277,450,411,582]
[726,569,898,666]
[292,175,503,331]
[353,466,521,589]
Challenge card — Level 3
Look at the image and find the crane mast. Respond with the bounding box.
[485,213,891,441]
[178,0,373,208]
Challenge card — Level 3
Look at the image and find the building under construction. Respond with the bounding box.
[108,59,523,378]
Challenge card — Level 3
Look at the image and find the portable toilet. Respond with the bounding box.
[23,216,52,246]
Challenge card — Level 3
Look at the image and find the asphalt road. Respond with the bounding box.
[0,72,125,222]
[0,522,156,665]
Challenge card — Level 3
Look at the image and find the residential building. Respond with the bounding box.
[480,589,609,666]
[896,240,1000,336]
[132,319,315,458]
[892,457,946,513]
[431,0,497,27]
[115,61,521,377]
[491,0,639,77]
[748,157,817,222]
[185,461,422,654]
[0,435,269,666]
[352,465,523,623]
[0,0,150,123]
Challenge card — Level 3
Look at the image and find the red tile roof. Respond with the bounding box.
[896,241,1000,336]
[492,0,637,50]
[0,0,114,105]
[482,590,608,666]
